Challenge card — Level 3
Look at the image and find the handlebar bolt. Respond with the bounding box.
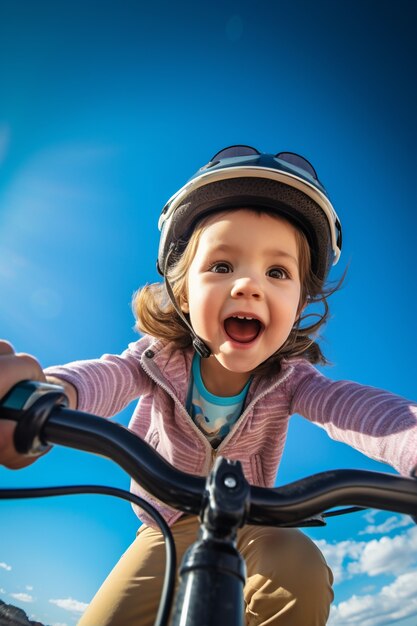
[224,475,238,489]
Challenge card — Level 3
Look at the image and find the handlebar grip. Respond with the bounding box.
[1,381,68,455]
[1,380,67,413]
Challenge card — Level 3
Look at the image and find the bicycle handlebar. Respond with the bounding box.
[38,408,417,523]
[1,382,416,524]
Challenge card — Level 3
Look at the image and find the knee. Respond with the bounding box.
[282,529,333,586]
[244,527,330,579]
[242,528,334,625]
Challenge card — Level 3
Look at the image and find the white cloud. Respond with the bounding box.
[363,510,379,524]
[359,514,413,536]
[328,571,417,626]
[314,538,366,583]
[9,592,33,603]
[0,562,12,572]
[49,597,88,614]
[317,525,417,625]
[314,525,417,583]
[0,587,6,594]
[348,526,417,577]
[25,586,33,591]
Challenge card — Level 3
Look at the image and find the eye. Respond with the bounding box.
[209,261,232,273]
[267,267,289,279]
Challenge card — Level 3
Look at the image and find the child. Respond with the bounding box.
[1,146,417,626]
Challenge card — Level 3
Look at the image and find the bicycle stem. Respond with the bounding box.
[170,457,250,626]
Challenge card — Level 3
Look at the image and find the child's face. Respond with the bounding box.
[182,209,303,394]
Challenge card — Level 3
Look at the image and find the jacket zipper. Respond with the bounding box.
[140,353,214,463]
[141,349,294,475]
[213,365,294,456]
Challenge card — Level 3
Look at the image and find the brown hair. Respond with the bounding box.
[133,209,340,374]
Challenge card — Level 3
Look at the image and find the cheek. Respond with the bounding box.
[275,290,302,324]
[187,280,218,327]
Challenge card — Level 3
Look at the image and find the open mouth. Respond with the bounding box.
[224,315,264,344]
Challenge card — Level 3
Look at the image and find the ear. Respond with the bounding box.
[180,295,189,314]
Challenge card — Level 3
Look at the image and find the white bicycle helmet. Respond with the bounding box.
[158,145,342,283]
[157,145,342,357]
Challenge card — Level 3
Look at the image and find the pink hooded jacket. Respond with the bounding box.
[45,335,417,527]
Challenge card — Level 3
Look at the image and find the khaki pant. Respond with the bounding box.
[78,515,334,626]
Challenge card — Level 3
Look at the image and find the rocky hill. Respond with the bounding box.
[0,599,48,626]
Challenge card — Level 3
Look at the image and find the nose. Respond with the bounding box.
[231,276,263,300]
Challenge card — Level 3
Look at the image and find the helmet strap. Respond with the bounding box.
[164,246,212,359]
[192,336,212,359]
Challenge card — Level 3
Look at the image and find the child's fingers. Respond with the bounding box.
[0,340,15,356]
[0,348,46,400]
[0,419,43,469]
[0,342,47,468]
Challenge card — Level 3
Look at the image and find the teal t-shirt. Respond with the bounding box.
[186,354,252,448]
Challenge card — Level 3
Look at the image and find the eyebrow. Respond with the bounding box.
[209,243,298,265]
[264,248,299,265]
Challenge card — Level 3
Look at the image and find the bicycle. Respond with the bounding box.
[1,380,416,626]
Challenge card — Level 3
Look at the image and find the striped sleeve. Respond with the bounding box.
[44,340,153,417]
[289,361,417,477]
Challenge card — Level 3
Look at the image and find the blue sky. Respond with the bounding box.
[0,1,416,624]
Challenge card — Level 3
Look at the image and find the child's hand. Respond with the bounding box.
[0,340,47,469]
